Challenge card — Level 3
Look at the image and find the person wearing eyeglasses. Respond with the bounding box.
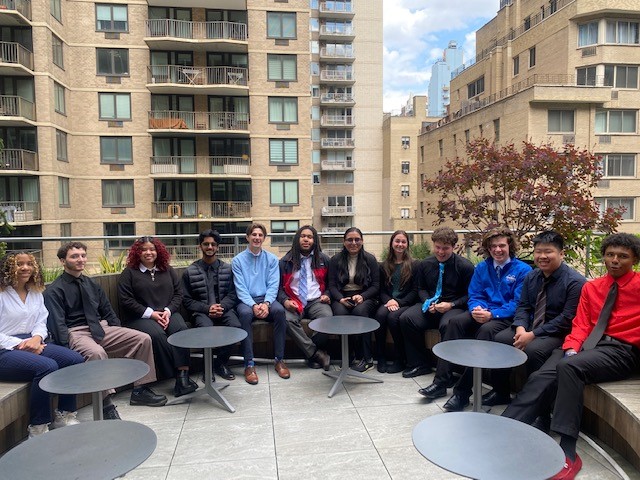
[328,227,380,372]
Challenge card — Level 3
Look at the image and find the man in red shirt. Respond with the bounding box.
[503,233,640,480]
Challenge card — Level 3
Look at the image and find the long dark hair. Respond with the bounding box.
[335,227,372,287]
[289,225,323,271]
[382,230,412,288]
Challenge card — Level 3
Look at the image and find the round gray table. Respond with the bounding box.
[167,326,247,412]
[413,412,565,479]
[309,316,382,398]
[433,339,527,412]
[0,420,157,479]
[40,358,150,420]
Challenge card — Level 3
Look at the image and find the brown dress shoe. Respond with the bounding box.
[275,360,291,379]
[244,366,259,385]
[311,349,331,371]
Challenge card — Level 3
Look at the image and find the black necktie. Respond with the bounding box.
[76,277,105,343]
[531,276,552,329]
[582,281,618,351]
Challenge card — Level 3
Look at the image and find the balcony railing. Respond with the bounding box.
[210,156,250,175]
[0,41,33,69]
[320,159,354,170]
[319,1,353,14]
[149,155,250,175]
[321,205,355,216]
[320,93,354,103]
[0,95,35,120]
[320,47,355,59]
[0,148,37,170]
[320,70,353,82]
[147,65,247,87]
[0,0,31,20]
[319,25,354,36]
[0,200,40,222]
[321,115,354,127]
[152,201,251,219]
[148,110,249,131]
[320,138,355,148]
[145,20,248,41]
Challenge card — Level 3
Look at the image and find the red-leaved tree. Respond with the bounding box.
[423,139,622,256]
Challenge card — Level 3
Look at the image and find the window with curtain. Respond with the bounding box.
[601,154,636,177]
[50,0,61,22]
[578,22,598,47]
[595,110,637,133]
[269,139,298,164]
[99,93,131,120]
[267,12,296,39]
[548,110,575,133]
[58,177,69,206]
[54,82,65,114]
[52,34,64,68]
[104,222,135,250]
[96,4,128,32]
[56,130,67,161]
[606,21,640,44]
[268,54,297,81]
[96,49,129,76]
[604,65,639,89]
[270,180,298,205]
[102,180,134,207]
[100,137,133,164]
[271,220,299,245]
[595,197,635,220]
[269,97,298,123]
[577,66,597,86]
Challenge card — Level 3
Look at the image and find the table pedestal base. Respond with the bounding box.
[92,392,104,420]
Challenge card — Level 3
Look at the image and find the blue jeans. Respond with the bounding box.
[237,297,287,365]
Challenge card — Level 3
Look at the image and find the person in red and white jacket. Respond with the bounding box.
[277,225,332,370]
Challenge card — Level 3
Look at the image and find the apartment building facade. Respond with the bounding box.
[0,0,382,265]
[417,0,640,233]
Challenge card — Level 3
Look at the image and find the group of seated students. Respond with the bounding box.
[0,224,639,479]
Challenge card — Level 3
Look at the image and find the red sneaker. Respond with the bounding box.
[551,454,582,480]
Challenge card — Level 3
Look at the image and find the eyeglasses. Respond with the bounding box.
[344,238,362,244]
[201,242,218,247]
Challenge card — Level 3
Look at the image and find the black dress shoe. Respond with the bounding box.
[174,370,198,397]
[443,394,470,412]
[386,360,405,374]
[214,363,236,381]
[310,349,331,371]
[402,365,433,378]
[103,404,121,420]
[418,382,447,400]
[130,386,168,407]
[481,390,511,406]
[377,358,387,373]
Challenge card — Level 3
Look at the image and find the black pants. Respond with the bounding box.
[374,304,410,362]
[332,298,377,360]
[191,310,241,364]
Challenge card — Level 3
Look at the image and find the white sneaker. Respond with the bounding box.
[51,410,80,429]
[28,423,49,438]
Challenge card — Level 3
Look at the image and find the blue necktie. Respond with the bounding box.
[495,265,502,278]
[422,262,444,313]
[299,258,308,308]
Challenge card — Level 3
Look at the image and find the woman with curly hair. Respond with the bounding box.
[0,252,84,437]
[117,237,197,397]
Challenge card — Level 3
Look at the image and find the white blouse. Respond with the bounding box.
[0,287,49,350]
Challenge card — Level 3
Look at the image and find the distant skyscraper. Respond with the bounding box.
[428,41,463,117]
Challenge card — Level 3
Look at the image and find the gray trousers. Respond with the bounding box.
[285,298,332,358]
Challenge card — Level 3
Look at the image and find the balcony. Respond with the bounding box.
[150,155,250,176]
[319,25,355,41]
[148,110,249,133]
[320,47,355,63]
[320,159,355,171]
[0,200,39,223]
[319,1,355,18]
[152,200,251,220]
[0,41,33,74]
[147,65,248,95]
[320,114,354,128]
[144,20,248,52]
[0,148,37,171]
[320,138,354,149]
[319,70,354,84]
[0,0,31,25]
[320,92,355,105]
[0,95,35,124]
[321,205,355,216]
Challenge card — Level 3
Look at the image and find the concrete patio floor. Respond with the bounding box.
[77,363,640,480]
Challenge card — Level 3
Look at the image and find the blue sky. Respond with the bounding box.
[382,0,499,113]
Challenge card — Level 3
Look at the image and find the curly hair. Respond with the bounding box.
[125,236,171,271]
[601,233,640,264]
[382,230,413,288]
[481,227,520,257]
[0,252,44,292]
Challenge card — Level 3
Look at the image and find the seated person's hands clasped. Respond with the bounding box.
[471,306,492,324]
[151,310,170,329]
[513,326,535,350]
[252,302,269,319]
[16,335,45,354]
[208,303,224,318]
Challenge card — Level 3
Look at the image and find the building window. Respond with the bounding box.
[267,12,296,39]
[596,197,635,220]
[420,145,424,163]
[578,22,598,47]
[524,16,531,31]
[494,119,500,142]
[268,97,298,123]
[56,130,67,161]
[401,161,410,174]
[102,180,134,207]
[311,128,320,142]
[309,18,319,32]
[54,82,65,114]
[271,220,299,245]
[400,208,410,219]
[58,177,69,207]
[548,110,575,133]
[601,154,635,177]
[327,172,353,184]
[604,65,639,89]
[99,93,131,120]
[438,139,443,157]
[464,129,470,144]
[104,222,135,250]
[606,21,640,45]
[513,55,519,76]
[595,110,637,133]
[270,180,299,205]
[311,85,320,97]
[401,136,410,148]
[549,0,557,14]
[50,0,61,22]
[269,139,298,164]
[96,48,129,76]
[96,4,128,32]
[268,54,297,81]
[100,137,133,164]
[327,195,353,210]
[401,185,410,197]
[312,172,320,184]
[52,34,64,68]
[419,202,424,218]
[479,124,483,137]
[310,62,319,76]
[60,223,71,237]
[529,47,536,68]
[467,76,484,98]
[420,174,425,190]
[577,66,597,86]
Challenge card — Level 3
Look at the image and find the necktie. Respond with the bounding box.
[582,281,618,350]
[75,277,105,343]
[422,262,444,313]
[531,276,552,330]
[299,258,308,308]
[495,265,502,278]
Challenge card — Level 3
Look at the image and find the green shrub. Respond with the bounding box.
[98,251,126,274]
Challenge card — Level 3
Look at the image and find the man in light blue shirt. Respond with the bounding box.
[232,223,289,384]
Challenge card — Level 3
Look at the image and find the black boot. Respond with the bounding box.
[174,370,198,397]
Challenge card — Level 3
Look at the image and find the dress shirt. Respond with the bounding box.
[512,263,586,337]
[563,270,640,351]
[416,254,475,307]
[0,287,49,349]
[292,255,321,301]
